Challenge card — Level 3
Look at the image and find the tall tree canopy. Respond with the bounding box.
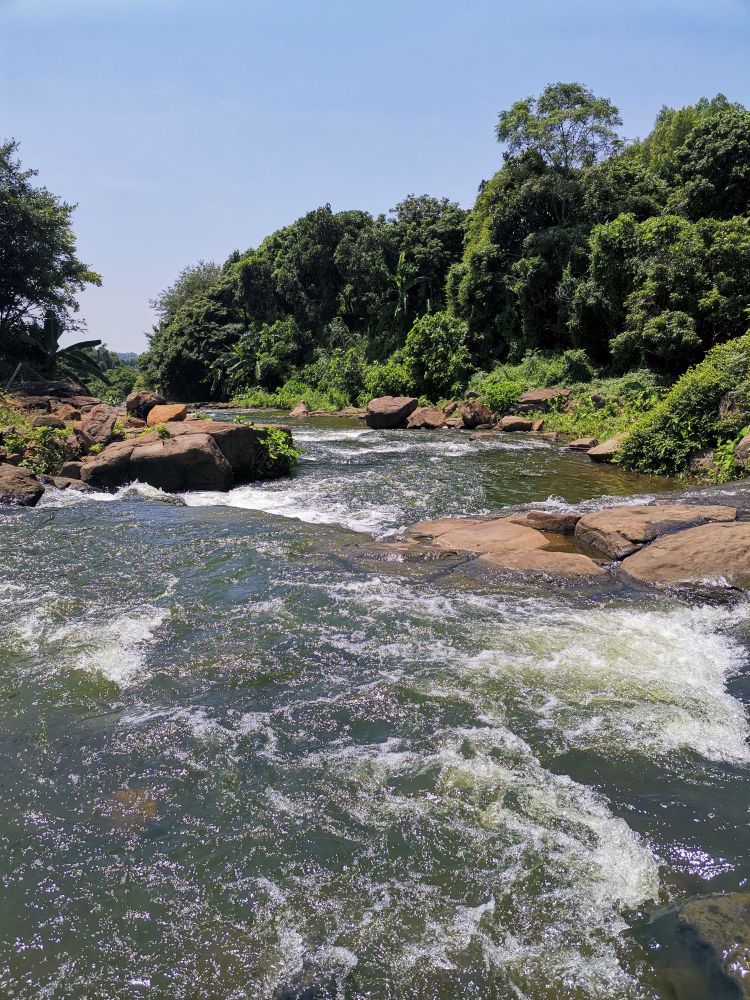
[496,82,623,171]
[0,139,100,365]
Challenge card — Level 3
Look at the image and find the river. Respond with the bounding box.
[1,414,748,999]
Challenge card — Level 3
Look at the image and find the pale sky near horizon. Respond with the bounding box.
[1,0,749,353]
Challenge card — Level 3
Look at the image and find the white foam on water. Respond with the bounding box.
[48,606,170,687]
[182,482,403,534]
[466,601,750,764]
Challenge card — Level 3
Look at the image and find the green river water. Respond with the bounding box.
[1,414,748,999]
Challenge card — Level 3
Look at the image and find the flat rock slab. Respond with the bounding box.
[500,416,533,431]
[517,388,570,409]
[587,432,626,463]
[407,516,604,578]
[677,893,750,997]
[0,463,44,506]
[623,521,750,590]
[575,504,736,559]
[147,403,188,426]
[479,549,606,577]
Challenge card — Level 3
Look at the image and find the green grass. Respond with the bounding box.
[231,379,348,413]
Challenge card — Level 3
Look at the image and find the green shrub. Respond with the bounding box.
[255,426,300,478]
[559,348,595,383]
[618,332,750,475]
[362,357,416,400]
[232,379,348,412]
[477,374,525,414]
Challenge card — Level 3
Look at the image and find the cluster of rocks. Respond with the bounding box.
[0,386,294,506]
[365,501,750,591]
[313,394,623,463]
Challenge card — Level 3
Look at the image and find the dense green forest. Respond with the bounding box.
[2,82,750,476]
[137,83,750,413]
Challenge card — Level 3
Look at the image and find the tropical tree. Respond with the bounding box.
[0,139,100,358]
[496,82,623,171]
[17,310,104,382]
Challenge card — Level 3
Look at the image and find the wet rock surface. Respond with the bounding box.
[0,462,45,506]
[575,504,736,559]
[623,521,750,590]
[677,893,750,998]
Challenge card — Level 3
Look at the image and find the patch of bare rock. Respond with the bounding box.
[574,503,736,559]
[377,499,750,591]
[365,396,419,429]
[80,419,293,493]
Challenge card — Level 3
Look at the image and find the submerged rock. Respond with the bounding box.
[623,521,750,590]
[575,503,736,559]
[677,893,750,998]
[0,462,44,506]
[365,396,418,429]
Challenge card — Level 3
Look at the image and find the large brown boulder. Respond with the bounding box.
[365,396,418,429]
[129,435,233,492]
[407,406,446,430]
[587,433,626,463]
[79,421,294,492]
[146,403,187,426]
[575,503,736,559]
[523,510,582,534]
[125,391,165,420]
[82,404,119,444]
[677,893,750,997]
[0,462,44,506]
[289,402,309,418]
[499,415,532,431]
[460,401,494,429]
[622,521,750,589]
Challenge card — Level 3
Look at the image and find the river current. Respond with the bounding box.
[1,414,749,999]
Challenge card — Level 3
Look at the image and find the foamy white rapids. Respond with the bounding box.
[466,600,750,764]
[182,481,403,534]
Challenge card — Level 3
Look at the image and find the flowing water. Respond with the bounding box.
[1,414,749,1000]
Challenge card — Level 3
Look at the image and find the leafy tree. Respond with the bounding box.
[669,105,750,219]
[150,260,222,326]
[630,94,740,175]
[0,139,100,361]
[403,311,475,398]
[496,82,623,171]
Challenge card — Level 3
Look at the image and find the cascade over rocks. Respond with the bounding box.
[365,396,418,429]
[0,462,45,506]
[574,503,736,559]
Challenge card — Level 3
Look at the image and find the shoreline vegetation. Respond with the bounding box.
[3,84,750,484]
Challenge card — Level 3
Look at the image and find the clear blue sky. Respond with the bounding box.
[1,0,749,353]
